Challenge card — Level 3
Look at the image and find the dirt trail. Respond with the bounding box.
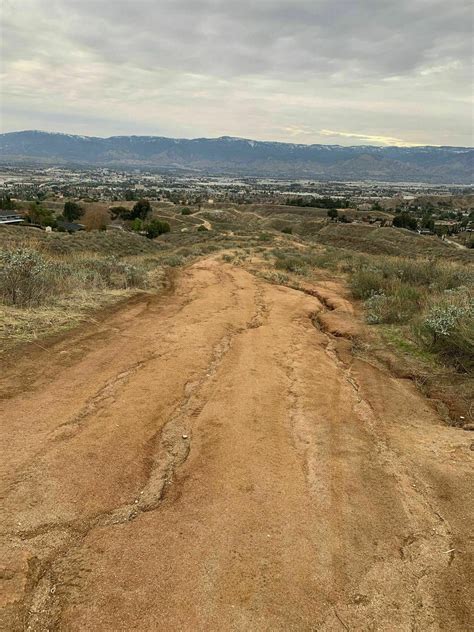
[1,259,472,631]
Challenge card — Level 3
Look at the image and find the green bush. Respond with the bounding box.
[145,219,170,239]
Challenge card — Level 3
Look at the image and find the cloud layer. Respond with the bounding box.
[1,0,472,145]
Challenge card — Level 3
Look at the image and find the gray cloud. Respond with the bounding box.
[1,0,472,145]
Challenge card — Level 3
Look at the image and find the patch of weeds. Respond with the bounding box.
[258,270,290,285]
[415,288,474,371]
[0,248,70,307]
[161,254,186,267]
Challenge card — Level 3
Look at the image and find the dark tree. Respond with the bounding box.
[63,200,83,221]
[327,208,338,220]
[109,206,130,219]
[131,199,152,220]
[393,213,418,231]
[0,195,15,210]
[421,215,435,232]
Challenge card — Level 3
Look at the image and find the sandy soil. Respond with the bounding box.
[1,259,473,631]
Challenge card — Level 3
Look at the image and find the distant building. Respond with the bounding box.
[0,211,24,225]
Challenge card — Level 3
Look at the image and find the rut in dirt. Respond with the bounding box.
[0,258,472,631]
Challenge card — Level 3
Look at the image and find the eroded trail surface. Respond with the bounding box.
[1,259,472,631]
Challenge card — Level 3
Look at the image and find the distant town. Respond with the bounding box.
[0,165,473,244]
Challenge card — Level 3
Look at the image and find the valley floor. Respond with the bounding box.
[1,258,472,630]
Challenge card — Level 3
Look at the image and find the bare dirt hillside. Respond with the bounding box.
[1,259,472,631]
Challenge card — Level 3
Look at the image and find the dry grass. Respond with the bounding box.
[0,228,171,351]
[0,289,132,351]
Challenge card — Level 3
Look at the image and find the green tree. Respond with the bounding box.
[327,208,338,220]
[130,199,152,220]
[393,212,418,231]
[27,203,57,228]
[63,200,83,221]
[0,195,15,210]
[421,215,435,232]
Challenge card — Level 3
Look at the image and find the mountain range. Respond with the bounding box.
[0,130,472,183]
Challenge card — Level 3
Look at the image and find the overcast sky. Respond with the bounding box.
[1,0,472,146]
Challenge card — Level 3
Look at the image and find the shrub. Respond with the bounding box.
[275,255,308,275]
[145,219,170,239]
[350,267,385,299]
[181,207,192,215]
[75,257,147,289]
[365,292,387,324]
[416,289,473,371]
[0,248,67,307]
[131,218,143,232]
[364,284,421,324]
[162,254,185,267]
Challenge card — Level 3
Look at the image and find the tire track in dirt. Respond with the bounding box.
[1,264,273,630]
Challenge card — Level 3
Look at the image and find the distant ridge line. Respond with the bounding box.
[3,129,472,150]
[1,130,472,183]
